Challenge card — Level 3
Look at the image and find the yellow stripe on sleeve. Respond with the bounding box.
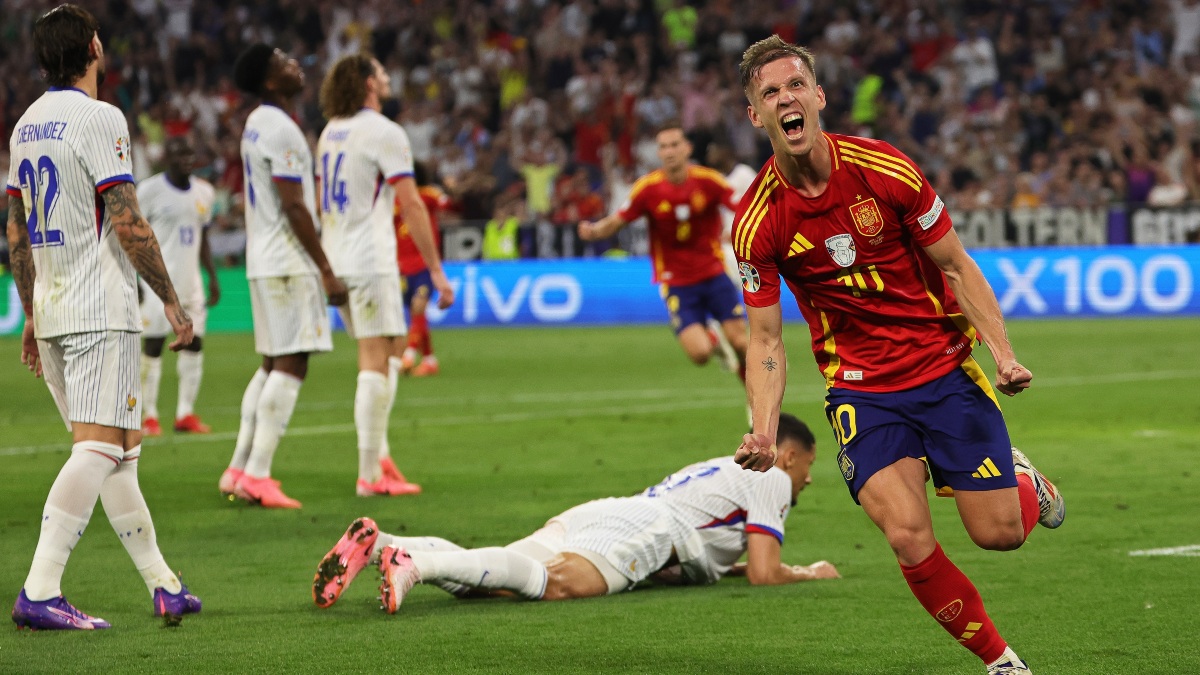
[836,141,921,185]
[839,156,922,193]
[733,171,778,257]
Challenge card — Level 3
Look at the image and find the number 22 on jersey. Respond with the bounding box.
[17,156,64,247]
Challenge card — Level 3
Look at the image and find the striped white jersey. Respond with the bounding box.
[241,104,319,279]
[642,456,793,583]
[5,88,139,338]
[137,173,214,302]
[316,109,414,276]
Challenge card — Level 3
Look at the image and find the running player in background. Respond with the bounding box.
[218,43,349,509]
[705,139,757,284]
[138,136,220,437]
[7,4,201,629]
[316,54,454,497]
[731,36,1064,675]
[578,121,748,381]
[312,413,838,612]
[394,160,451,378]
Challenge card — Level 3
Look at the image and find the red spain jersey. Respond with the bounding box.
[618,165,734,286]
[394,186,448,275]
[733,133,974,393]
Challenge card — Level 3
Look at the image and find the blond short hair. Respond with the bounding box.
[739,35,817,93]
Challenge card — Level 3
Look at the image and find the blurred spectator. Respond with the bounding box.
[482,200,522,261]
[4,0,1200,264]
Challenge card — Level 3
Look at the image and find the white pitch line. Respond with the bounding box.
[1128,545,1200,557]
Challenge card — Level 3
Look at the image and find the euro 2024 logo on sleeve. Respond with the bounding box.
[114,136,129,162]
[738,262,760,292]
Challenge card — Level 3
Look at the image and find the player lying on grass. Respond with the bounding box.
[313,413,839,613]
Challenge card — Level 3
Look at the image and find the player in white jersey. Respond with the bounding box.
[6,4,200,630]
[311,413,839,612]
[315,54,454,497]
[218,43,349,509]
[706,140,758,283]
[137,137,221,437]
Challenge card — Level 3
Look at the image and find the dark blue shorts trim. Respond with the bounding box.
[660,274,744,334]
[402,269,433,309]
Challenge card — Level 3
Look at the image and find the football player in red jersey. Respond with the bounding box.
[730,36,1064,675]
[578,121,748,382]
[393,161,450,378]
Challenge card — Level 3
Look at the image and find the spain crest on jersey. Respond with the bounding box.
[849,197,883,237]
[825,233,856,267]
[690,191,707,213]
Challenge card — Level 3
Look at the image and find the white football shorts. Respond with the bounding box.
[39,330,141,431]
[511,497,681,594]
[140,281,207,338]
[249,275,333,356]
[336,274,406,340]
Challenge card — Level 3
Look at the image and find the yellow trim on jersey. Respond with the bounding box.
[688,165,730,188]
[627,170,665,203]
[818,309,840,388]
[734,171,779,258]
[824,133,840,171]
[837,140,921,185]
[840,156,922,193]
[960,356,1000,408]
[788,233,815,257]
[915,265,977,342]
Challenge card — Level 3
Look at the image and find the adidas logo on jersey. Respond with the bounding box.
[971,458,1003,479]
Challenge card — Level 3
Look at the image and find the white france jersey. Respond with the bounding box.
[241,104,319,279]
[136,173,214,302]
[316,109,414,276]
[642,456,793,584]
[6,88,139,338]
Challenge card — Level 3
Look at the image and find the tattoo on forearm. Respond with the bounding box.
[6,196,35,315]
[762,357,778,371]
[103,184,177,305]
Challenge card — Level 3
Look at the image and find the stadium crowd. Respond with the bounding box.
[4,0,1200,263]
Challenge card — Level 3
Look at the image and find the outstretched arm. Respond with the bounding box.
[275,179,348,307]
[394,177,454,309]
[578,211,629,241]
[199,226,220,306]
[6,193,39,375]
[735,303,786,471]
[103,183,193,351]
[742,533,840,585]
[923,227,1031,396]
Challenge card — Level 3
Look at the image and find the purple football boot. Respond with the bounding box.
[12,590,111,630]
[153,583,202,618]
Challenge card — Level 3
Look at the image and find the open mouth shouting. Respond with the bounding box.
[781,112,805,140]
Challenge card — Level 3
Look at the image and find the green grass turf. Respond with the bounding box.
[1,319,1198,674]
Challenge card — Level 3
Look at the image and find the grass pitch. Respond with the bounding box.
[1,319,1198,674]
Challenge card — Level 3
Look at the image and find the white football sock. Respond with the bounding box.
[355,370,390,482]
[375,535,467,595]
[987,646,1027,670]
[23,441,122,600]
[229,368,269,471]
[381,356,403,461]
[140,354,162,419]
[175,350,204,418]
[244,371,302,479]
[408,547,547,599]
[100,446,180,595]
